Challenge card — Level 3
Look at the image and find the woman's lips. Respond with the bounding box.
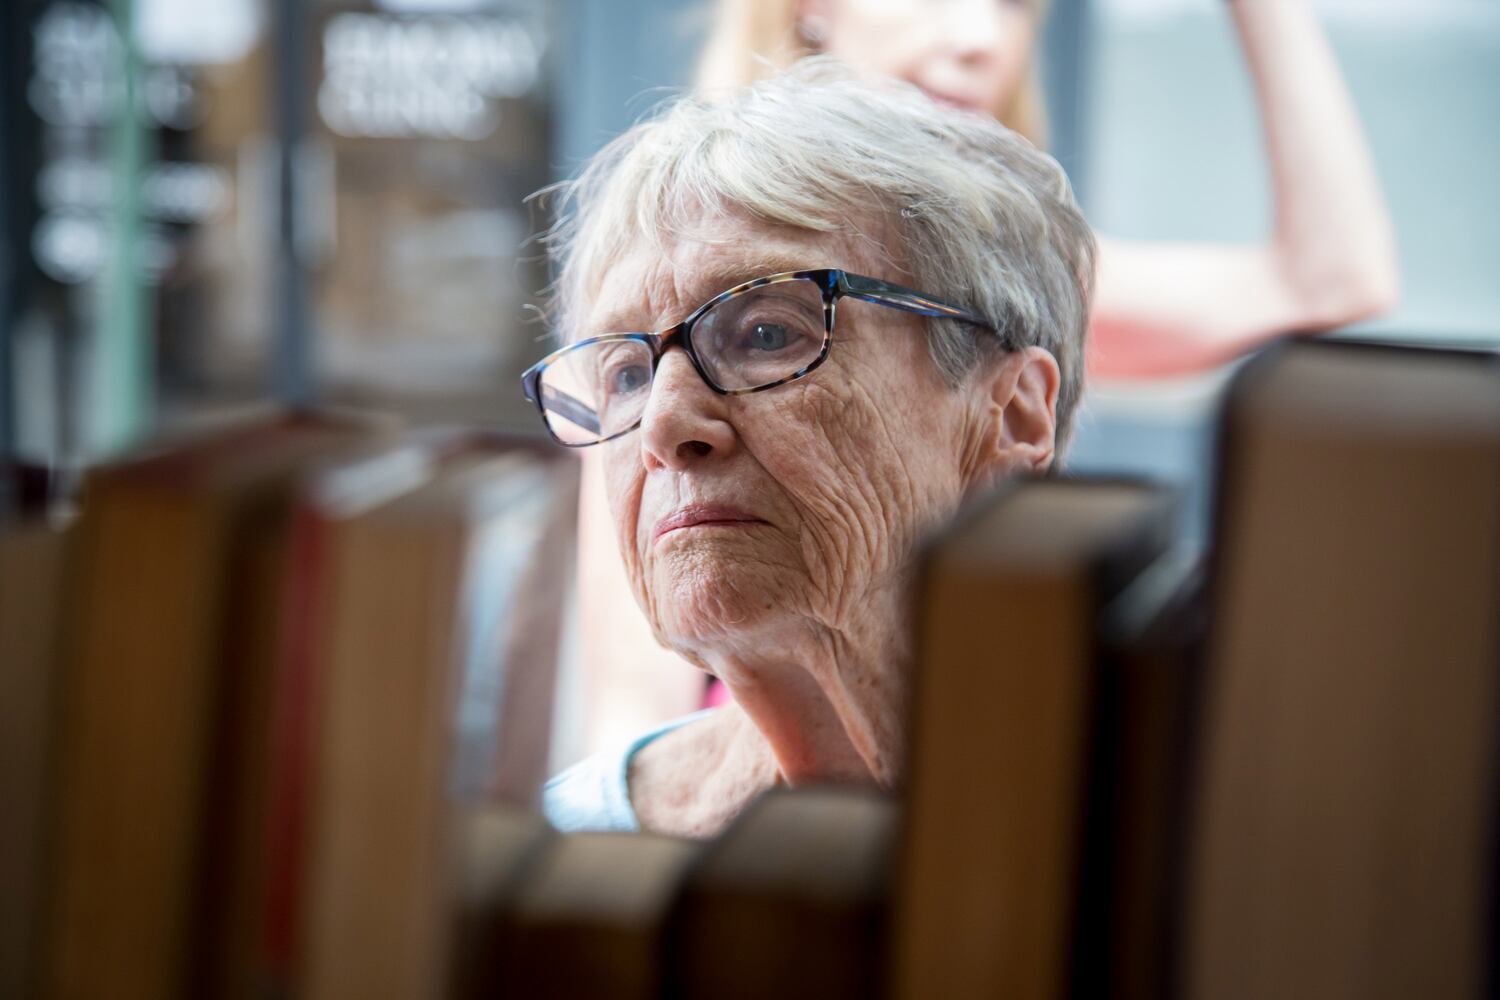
[653,503,767,543]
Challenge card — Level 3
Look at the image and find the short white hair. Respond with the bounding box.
[540,58,1095,444]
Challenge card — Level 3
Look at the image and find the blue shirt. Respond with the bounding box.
[543,709,717,832]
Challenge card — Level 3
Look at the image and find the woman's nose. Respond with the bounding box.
[637,349,738,471]
[940,0,1004,63]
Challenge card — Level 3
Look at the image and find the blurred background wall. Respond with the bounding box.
[2,0,1497,533]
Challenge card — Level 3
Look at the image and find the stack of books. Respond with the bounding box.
[898,338,1500,1000]
[5,336,1498,1000]
[1,412,577,999]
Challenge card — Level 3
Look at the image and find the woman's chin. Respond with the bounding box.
[651,568,785,653]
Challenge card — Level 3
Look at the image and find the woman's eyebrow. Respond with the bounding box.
[591,254,822,334]
[686,255,821,303]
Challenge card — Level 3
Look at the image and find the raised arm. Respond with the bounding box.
[1089,0,1399,378]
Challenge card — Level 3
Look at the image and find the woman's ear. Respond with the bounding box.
[967,346,1060,489]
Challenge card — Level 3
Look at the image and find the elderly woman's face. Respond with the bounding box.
[589,210,998,664]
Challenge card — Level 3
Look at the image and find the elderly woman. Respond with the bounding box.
[528,60,1093,837]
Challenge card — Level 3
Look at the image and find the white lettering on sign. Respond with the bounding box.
[318,13,544,140]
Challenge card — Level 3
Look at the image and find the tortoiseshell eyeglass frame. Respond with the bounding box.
[519,268,999,448]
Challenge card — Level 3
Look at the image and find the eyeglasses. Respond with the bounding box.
[520,268,997,447]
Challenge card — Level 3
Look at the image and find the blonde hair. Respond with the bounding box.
[541,60,1094,445]
[692,0,1050,147]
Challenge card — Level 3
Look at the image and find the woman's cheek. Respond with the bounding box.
[762,382,909,595]
[602,451,650,588]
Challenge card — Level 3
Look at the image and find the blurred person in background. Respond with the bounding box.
[701,0,1398,377]
[577,0,1399,754]
[535,62,1094,832]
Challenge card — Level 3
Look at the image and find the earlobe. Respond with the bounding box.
[971,347,1060,487]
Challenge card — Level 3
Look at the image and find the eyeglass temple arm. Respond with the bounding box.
[840,273,996,331]
[539,383,602,436]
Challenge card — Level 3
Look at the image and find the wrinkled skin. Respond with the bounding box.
[589,208,1059,832]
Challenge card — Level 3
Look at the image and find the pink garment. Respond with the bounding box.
[702,677,732,708]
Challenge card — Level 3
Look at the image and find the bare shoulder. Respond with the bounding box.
[629,705,779,838]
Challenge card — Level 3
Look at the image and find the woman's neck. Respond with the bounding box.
[696,588,914,789]
[628,702,779,838]
[628,608,911,838]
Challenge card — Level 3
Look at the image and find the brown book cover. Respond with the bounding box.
[496,830,701,1000]
[0,520,73,1000]
[448,804,555,1000]
[895,477,1176,1000]
[193,438,442,1000]
[293,435,577,1000]
[258,441,438,995]
[39,411,388,1000]
[1074,551,1205,1000]
[669,786,898,1000]
[1181,339,1500,1000]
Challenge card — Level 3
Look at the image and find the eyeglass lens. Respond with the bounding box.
[537,278,828,445]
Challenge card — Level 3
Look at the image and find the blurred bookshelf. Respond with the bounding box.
[1,0,557,504]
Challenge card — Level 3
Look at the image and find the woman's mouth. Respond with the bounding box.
[653,503,767,543]
[920,87,984,113]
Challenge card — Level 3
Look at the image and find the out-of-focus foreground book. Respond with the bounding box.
[0,516,72,1000]
[495,829,700,999]
[486,784,895,1000]
[896,476,1180,1000]
[41,413,386,1000]
[15,414,577,1000]
[294,435,576,1000]
[1181,340,1500,1000]
[668,786,897,1000]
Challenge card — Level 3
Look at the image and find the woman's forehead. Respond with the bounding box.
[582,218,900,337]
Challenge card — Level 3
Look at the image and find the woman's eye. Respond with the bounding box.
[608,363,650,395]
[746,322,792,352]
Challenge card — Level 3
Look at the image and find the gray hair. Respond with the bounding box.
[539,58,1095,445]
